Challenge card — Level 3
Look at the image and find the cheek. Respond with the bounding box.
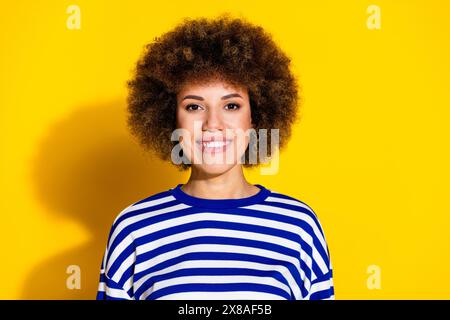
[226,112,253,153]
[242,107,253,128]
[175,108,185,129]
[225,108,252,130]
[176,111,195,133]
[175,113,200,155]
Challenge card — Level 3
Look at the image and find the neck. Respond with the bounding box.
[182,165,259,199]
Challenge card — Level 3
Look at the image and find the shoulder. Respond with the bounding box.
[104,187,182,247]
[263,189,320,219]
[260,188,329,244]
[266,190,316,215]
[111,188,177,226]
[263,188,333,283]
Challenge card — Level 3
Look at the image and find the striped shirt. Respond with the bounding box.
[96,184,334,300]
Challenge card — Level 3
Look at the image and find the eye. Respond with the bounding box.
[185,104,203,111]
[224,103,240,110]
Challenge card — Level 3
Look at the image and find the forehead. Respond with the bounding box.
[177,79,248,97]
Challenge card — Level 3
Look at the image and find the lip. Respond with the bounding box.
[196,139,232,153]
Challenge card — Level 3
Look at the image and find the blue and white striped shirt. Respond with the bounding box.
[96,184,334,300]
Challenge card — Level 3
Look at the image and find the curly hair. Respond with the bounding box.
[126,13,300,170]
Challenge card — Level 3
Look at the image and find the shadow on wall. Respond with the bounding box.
[21,98,186,299]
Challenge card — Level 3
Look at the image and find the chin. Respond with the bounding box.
[191,162,238,177]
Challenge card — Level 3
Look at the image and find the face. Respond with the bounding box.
[176,79,253,176]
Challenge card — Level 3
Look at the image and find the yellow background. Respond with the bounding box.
[1,0,449,299]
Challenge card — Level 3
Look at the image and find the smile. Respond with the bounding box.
[196,140,232,153]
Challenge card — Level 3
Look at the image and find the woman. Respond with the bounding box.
[97,14,334,300]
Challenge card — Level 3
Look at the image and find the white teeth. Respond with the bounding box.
[203,141,228,148]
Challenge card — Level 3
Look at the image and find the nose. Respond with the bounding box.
[202,108,224,132]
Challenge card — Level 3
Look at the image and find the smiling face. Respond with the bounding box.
[176,79,254,176]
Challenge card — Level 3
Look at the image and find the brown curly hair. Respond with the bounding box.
[126,13,300,170]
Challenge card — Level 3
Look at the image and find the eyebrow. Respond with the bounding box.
[181,93,243,101]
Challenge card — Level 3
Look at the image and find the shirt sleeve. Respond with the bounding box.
[96,254,134,300]
[307,268,335,300]
[96,207,137,300]
[300,204,335,300]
